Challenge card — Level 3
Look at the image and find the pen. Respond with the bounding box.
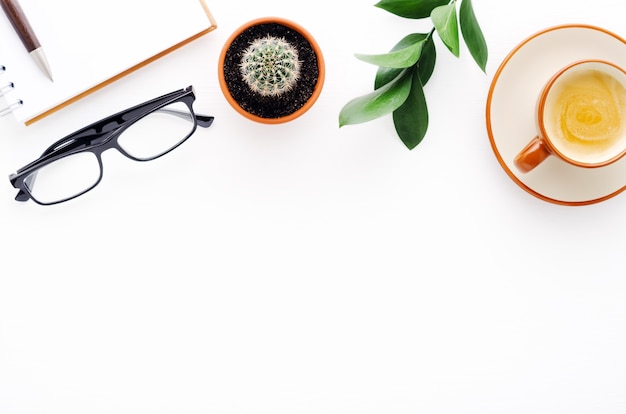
[0,0,53,81]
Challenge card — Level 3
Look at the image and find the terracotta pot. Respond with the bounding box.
[217,17,325,124]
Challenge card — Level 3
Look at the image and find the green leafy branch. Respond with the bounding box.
[338,0,488,150]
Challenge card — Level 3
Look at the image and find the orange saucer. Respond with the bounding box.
[486,24,626,205]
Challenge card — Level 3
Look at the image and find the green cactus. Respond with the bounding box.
[239,35,302,97]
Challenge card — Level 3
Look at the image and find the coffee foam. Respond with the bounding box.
[543,62,626,165]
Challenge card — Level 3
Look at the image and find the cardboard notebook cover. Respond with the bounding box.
[0,0,217,125]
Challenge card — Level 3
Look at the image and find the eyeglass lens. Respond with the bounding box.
[23,101,197,204]
[24,152,101,204]
[118,101,196,160]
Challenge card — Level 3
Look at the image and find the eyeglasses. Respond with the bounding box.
[9,85,214,205]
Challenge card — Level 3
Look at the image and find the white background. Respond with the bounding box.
[1,0,626,413]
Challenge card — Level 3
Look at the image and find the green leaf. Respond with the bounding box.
[393,67,429,149]
[374,33,429,89]
[375,67,403,91]
[375,0,450,19]
[417,34,437,84]
[431,2,459,57]
[355,33,427,69]
[375,33,437,90]
[339,69,412,127]
[459,0,488,72]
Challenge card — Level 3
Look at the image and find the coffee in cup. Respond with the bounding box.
[514,60,626,173]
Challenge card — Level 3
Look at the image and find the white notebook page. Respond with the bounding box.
[0,0,216,124]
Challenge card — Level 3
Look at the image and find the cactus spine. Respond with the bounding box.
[240,35,302,97]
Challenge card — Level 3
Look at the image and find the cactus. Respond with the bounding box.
[239,35,302,97]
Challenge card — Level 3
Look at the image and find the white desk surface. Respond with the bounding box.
[1,1,625,413]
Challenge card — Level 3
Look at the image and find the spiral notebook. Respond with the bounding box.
[0,0,216,125]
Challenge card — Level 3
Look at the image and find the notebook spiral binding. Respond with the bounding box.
[0,64,24,117]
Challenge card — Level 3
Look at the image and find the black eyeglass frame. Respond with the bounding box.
[9,85,214,205]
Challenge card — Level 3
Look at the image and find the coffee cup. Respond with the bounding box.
[514,60,626,173]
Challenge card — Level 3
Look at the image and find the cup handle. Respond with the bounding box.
[514,136,551,173]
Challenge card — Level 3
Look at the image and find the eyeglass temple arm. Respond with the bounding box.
[13,115,213,203]
[156,107,213,127]
[37,87,212,160]
[195,113,214,128]
[38,111,213,162]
